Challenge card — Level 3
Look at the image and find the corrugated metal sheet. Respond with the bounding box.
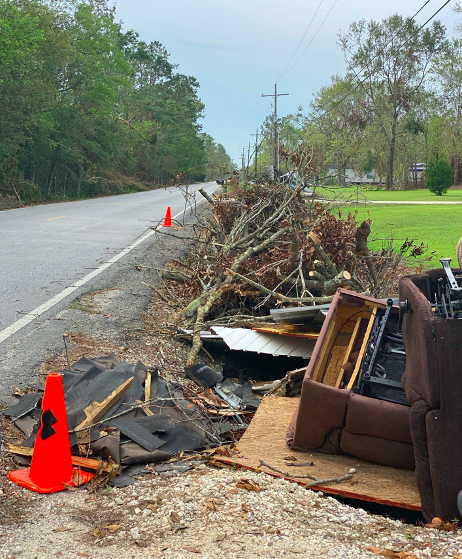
[270,304,330,324]
[211,327,316,359]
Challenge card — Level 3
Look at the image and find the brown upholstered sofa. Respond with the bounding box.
[286,289,415,471]
[400,268,462,522]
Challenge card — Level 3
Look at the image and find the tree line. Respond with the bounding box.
[257,8,462,191]
[0,0,232,203]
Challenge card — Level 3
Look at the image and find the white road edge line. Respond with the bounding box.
[0,190,217,345]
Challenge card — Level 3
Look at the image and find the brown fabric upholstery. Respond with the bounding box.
[289,379,349,450]
[287,288,414,472]
[400,268,462,521]
[340,431,415,470]
[345,393,412,445]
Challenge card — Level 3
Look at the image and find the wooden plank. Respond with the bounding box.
[142,370,154,416]
[336,316,362,388]
[322,345,347,387]
[312,316,338,383]
[217,396,420,511]
[7,444,100,470]
[76,376,134,439]
[346,307,378,390]
[312,305,373,383]
[253,325,320,339]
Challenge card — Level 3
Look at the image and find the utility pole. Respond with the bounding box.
[250,128,260,178]
[240,147,246,178]
[262,83,289,177]
[247,142,251,176]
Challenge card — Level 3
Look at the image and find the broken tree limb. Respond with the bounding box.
[228,270,337,304]
[304,473,355,488]
[355,220,378,286]
[308,231,338,277]
[198,188,214,204]
[257,460,317,480]
[258,459,355,487]
[186,227,292,366]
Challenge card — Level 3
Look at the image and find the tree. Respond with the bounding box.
[338,14,447,189]
[201,133,234,181]
[307,76,371,185]
[426,158,453,195]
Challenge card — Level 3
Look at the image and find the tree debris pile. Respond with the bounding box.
[153,180,421,367]
[4,354,259,487]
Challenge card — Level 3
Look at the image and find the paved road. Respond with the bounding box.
[0,182,217,391]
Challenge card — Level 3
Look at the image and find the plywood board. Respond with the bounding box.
[218,396,420,511]
[322,345,346,387]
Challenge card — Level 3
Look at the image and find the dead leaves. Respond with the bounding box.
[366,547,419,559]
[202,498,223,513]
[91,524,121,538]
[236,478,263,492]
[424,517,458,531]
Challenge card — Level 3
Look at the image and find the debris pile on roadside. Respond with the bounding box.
[149,150,426,367]
[3,353,261,487]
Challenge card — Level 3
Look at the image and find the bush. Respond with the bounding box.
[426,159,453,196]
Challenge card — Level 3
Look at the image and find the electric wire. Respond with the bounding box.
[275,0,325,83]
[310,0,451,124]
[279,0,338,81]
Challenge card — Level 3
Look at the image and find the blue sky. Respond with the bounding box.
[114,0,457,166]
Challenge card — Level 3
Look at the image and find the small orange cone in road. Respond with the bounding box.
[9,373,93,493]
[163,206,172,227]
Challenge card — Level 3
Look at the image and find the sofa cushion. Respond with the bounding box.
[345,392,412,445]
[340,431,415,470]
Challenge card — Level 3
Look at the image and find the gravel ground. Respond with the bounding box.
[1,465,461,559]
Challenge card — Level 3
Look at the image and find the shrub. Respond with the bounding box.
[426,159,453,196]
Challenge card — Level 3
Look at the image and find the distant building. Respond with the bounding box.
[327,166,382,185]
[410,162,426,186]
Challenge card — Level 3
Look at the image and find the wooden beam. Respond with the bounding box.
[336,316,362,388]
[7,444,100,470]
[76,376,134,439]
[346,307,378,390]
[142,370,154,416]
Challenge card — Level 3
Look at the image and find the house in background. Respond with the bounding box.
[327,166,383,185]
[328,164,426,187]
[410,162,426,187]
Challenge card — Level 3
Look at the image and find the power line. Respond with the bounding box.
[311,0,451,124]
[278,0,338,81]
[275,0,325,83]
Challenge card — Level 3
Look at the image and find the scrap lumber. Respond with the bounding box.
[142,370,154,416]
[75,376,134,440]
[7,444,100,470]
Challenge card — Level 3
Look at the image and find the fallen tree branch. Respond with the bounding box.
[308,231,338,276]
[228,270,336,304]
[258,459,355,487]
[199,188,214,204]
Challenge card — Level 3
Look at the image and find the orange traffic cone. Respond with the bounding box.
[9,373,93,493]
[163,206,172,227]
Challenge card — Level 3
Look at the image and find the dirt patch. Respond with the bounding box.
[69,288,122,315]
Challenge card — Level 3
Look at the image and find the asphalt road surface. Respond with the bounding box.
[0,182,217,394]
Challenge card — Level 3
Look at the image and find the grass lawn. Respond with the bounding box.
[316,185,462,202]
[344,204,462,268]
